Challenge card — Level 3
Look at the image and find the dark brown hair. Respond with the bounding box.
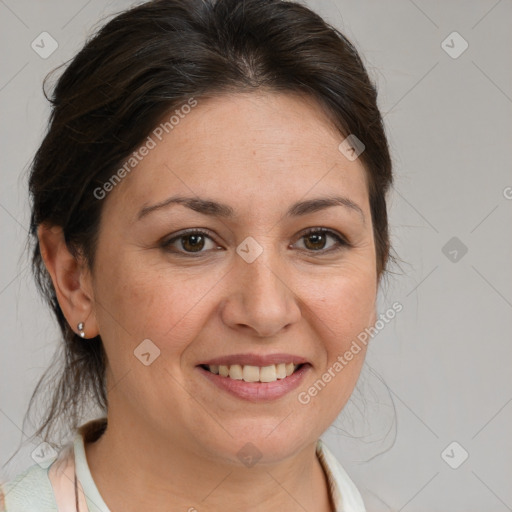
[22,0,393,449]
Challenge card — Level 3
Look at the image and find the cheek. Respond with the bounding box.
[91,254,224,417]
[299,268,376,417]
[307,265,377,345]
[93,249,225,358]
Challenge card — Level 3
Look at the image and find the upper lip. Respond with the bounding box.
[198,353,310,367]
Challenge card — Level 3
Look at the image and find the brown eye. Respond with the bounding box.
[295,228,349,254]
[162,229,219,255]
[180,233,205,252]
[303,232,328,251]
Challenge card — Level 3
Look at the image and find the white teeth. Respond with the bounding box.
[207,363,301,383]
[276,363,287,379]
[229,364,243,380]
[242,365,260,382]
[259,365,277,383]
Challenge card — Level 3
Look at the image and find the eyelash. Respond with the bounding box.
[161,227,350,257]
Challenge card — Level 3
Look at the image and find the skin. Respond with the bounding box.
[39,91,378,512]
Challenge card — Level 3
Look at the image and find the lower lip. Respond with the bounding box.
[196,364,311,402]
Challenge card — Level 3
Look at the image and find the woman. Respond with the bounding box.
[1,0,393,510]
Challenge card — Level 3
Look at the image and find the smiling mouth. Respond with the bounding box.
[199,363,306,383]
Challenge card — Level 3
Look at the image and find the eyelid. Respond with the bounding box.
[160,228,220,254]
[299,227,350,244]
[161,227,351,256]
[293,227,351,252]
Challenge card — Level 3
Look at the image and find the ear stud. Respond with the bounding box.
[77,322,85,338]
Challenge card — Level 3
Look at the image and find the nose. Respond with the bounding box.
[220,250,302,338]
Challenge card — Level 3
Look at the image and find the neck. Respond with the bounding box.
[84,412,333,512]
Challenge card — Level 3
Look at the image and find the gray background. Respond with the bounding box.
[1,1,511,511]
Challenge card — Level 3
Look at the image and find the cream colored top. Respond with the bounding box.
[1,418,366,511]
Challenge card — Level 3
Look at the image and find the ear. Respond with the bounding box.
[37,223,98,339]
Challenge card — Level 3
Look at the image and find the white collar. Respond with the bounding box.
[48,419,365,512]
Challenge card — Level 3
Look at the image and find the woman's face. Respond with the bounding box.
[88,91,377,464]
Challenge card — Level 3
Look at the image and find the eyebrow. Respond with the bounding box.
[137,194,365,223]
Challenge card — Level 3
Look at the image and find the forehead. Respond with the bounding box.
[102,91,369,222]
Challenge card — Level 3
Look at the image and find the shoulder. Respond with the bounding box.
[0,462,58,512]
[0,418,107,512]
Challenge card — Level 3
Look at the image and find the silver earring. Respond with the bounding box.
[77,322,85,338]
